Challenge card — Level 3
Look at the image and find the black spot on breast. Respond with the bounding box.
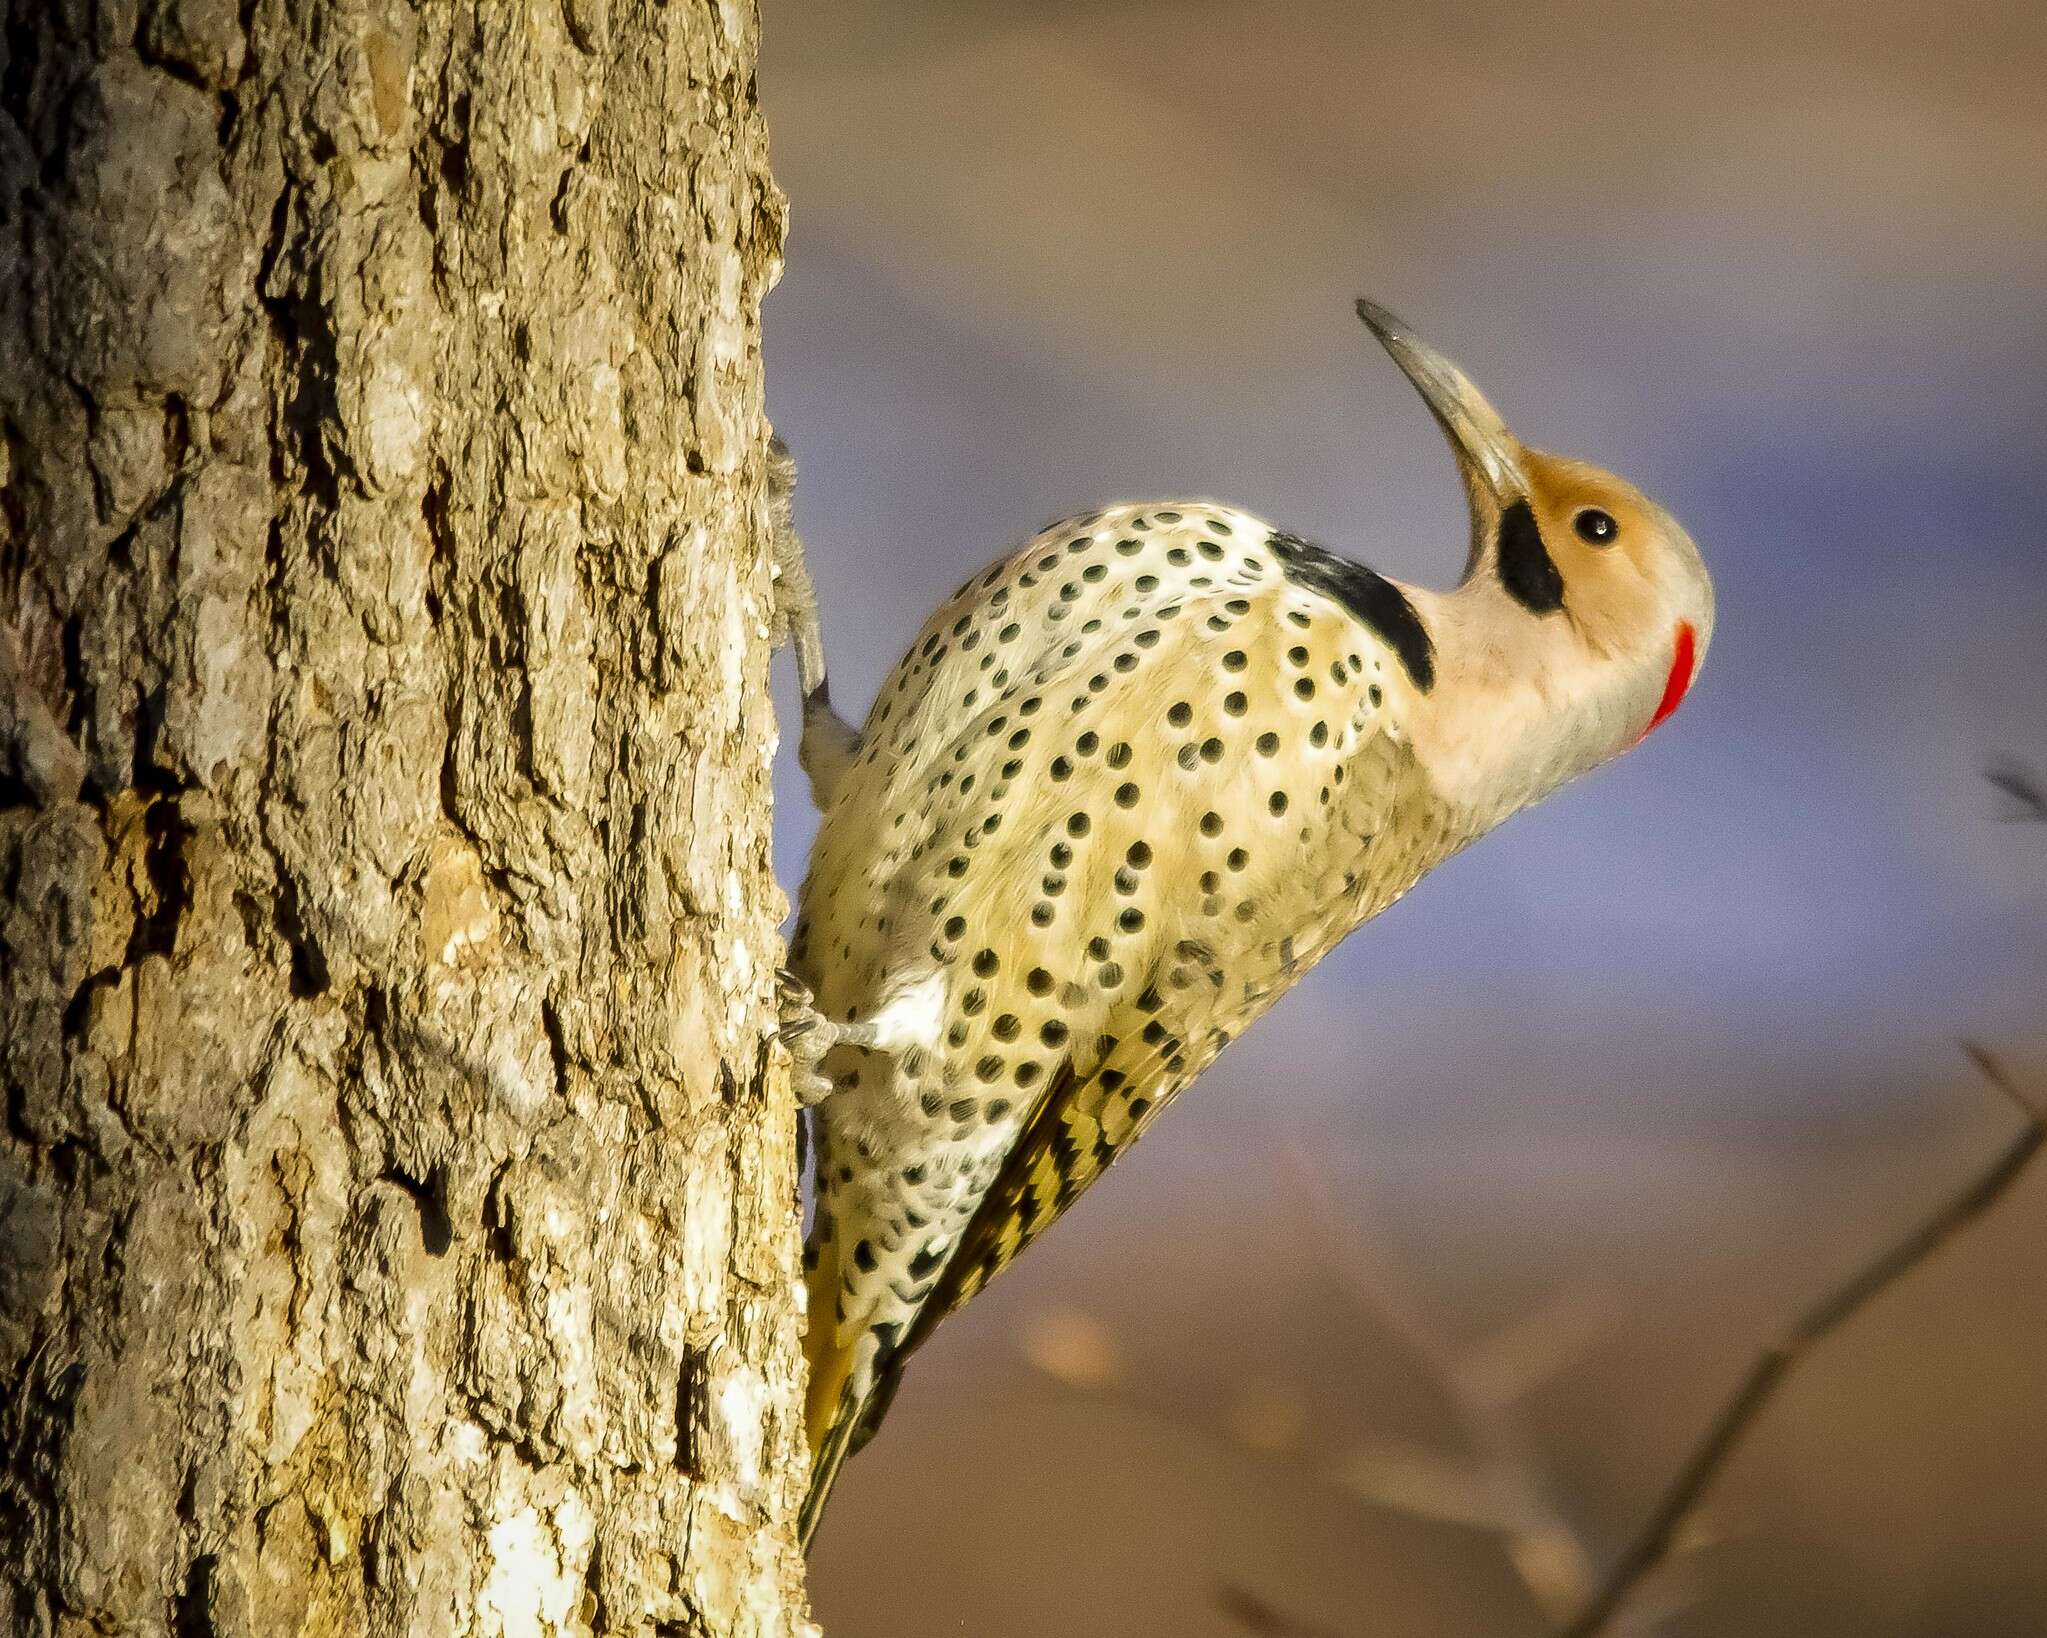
[1495,498,1565,614]
[1266,531,1436,692]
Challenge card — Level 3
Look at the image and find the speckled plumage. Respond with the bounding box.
[791,502,1474,1489]
[783,302,1716,1546]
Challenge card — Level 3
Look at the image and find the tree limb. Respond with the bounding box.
[1276,1145,1659,1629]
[1562,1043,2044,1638]
[1228,1045,2044,1638]
[1986,758,2047,823]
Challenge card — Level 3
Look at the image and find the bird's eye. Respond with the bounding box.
[1574,508,1619,545]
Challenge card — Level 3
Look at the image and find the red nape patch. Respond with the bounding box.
[1642,621,1697,739]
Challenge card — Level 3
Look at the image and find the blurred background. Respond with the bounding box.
[757,3,2047,1633]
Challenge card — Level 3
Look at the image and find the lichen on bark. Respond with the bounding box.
[0,3,810,1633]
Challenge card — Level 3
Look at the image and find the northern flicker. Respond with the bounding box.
[774,300,1714,1547]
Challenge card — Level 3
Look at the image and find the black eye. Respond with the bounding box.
[1574,508,1619,545]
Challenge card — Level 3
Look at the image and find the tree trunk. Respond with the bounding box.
[0,4,810,1634]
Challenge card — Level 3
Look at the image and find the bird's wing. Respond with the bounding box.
[901,962,1240,1350]
[908,718,1457,1352]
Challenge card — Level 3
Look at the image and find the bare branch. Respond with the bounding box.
[1279,1148,1693,1635]
[1562,1045,2046,1638]
[1964,1040,2045,1122]
[1067,1044,2042,1638]
[1985,758,2047,822]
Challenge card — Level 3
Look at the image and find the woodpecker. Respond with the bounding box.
[775,301,1714,1548]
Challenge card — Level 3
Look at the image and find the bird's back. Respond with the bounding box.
[790,502,1466,1488]
[782,300,1718,1553]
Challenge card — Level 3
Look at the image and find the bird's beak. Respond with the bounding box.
[1355,299,1527,509]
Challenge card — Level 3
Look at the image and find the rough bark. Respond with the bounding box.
[0,3,810,1634]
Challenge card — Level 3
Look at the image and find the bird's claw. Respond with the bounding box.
[776,973,820,1046]
[776,967,842,1106]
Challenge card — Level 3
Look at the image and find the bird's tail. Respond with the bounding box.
[798,1392,861,1551]
[800,1230,862,1550]
[799,1346,911,1550]
[797,1223,917,1550]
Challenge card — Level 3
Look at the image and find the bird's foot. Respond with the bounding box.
[775,968,880,1106]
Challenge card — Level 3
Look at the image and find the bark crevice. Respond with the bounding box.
[1,2,808,1631]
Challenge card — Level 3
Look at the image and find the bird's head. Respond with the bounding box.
[1356,299,1714,786]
